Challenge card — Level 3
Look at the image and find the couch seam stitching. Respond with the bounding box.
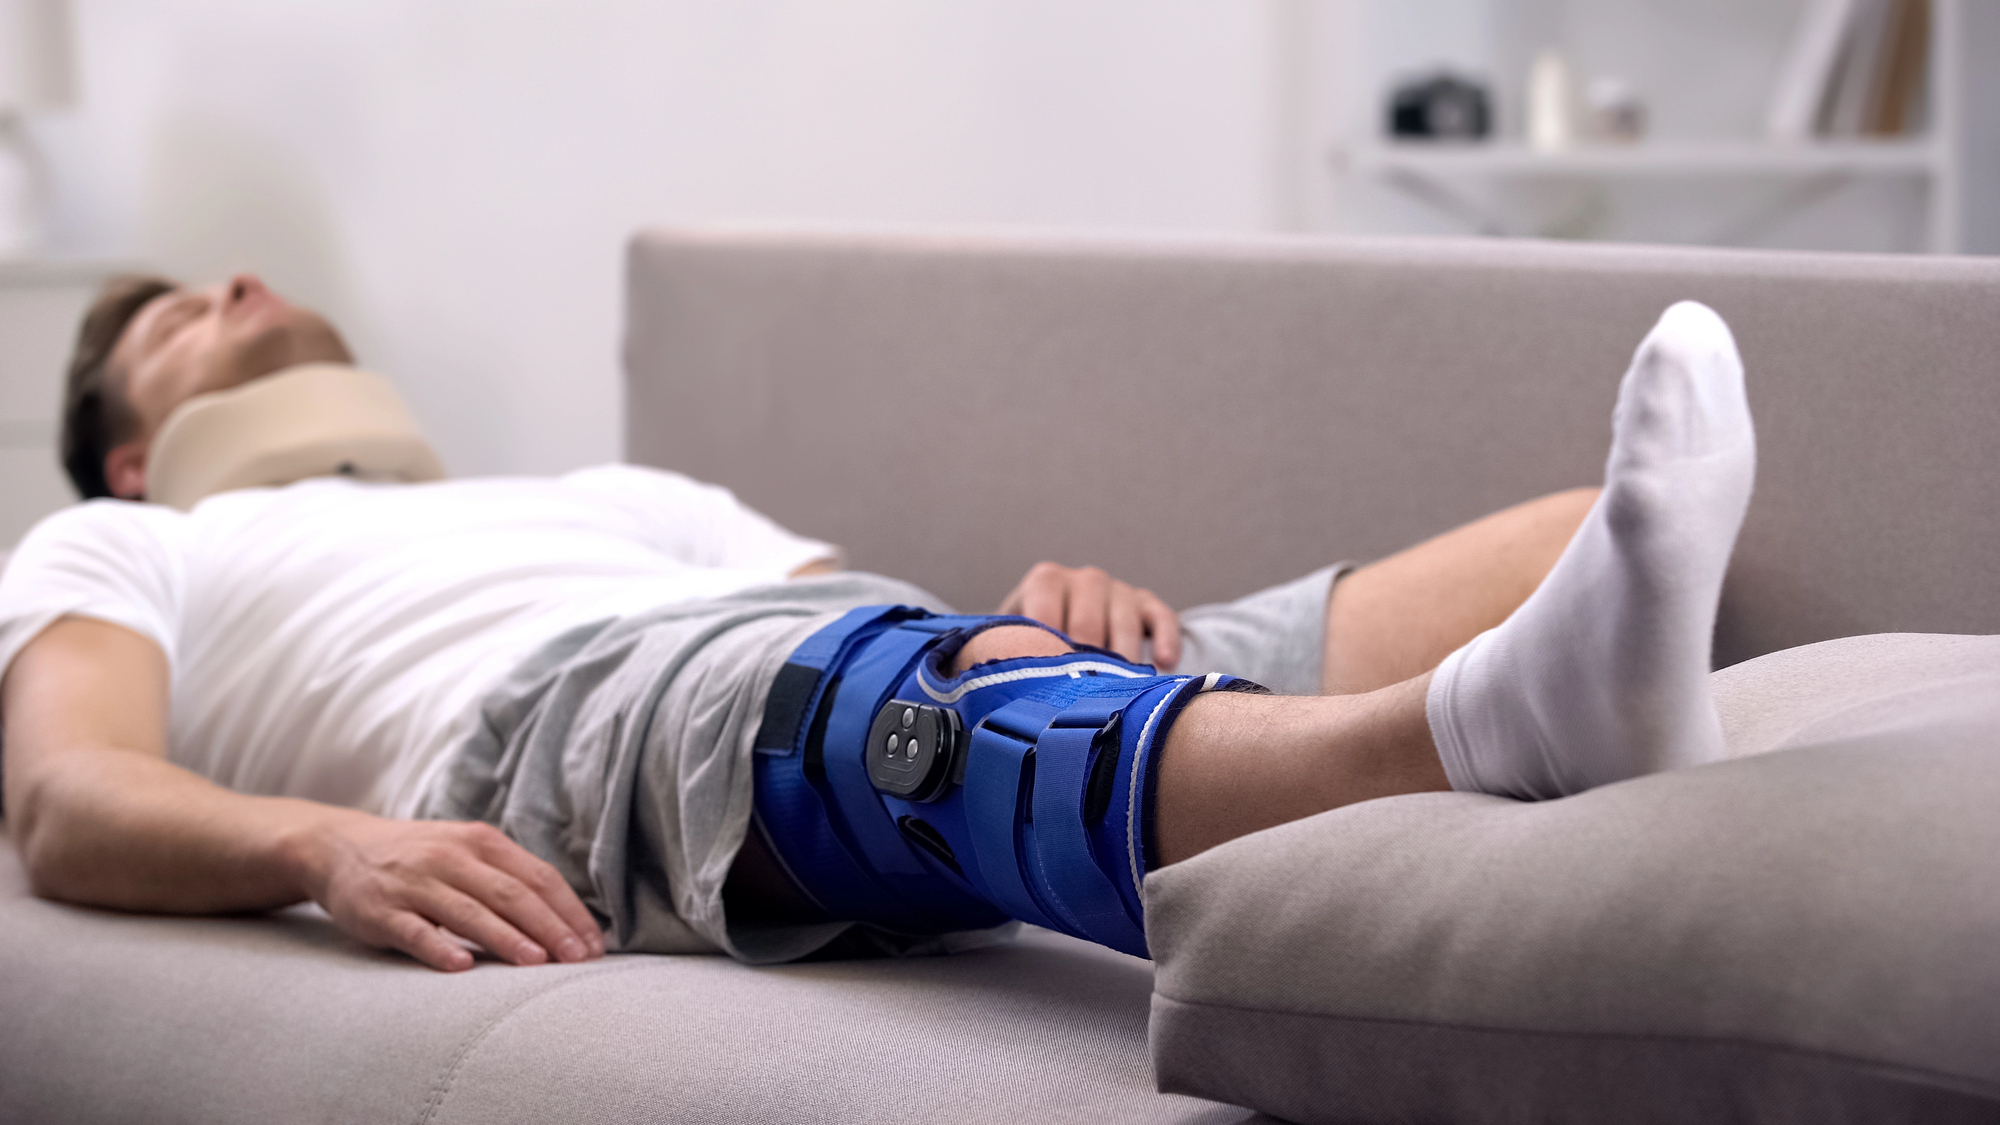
[1148,992,2000,1098]
[415,960,657,1125]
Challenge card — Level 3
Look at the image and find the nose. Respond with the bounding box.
[224,272,269,306]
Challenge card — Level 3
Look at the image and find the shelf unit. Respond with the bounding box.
[1301,0,1972,253]
[1342,139,1941,177]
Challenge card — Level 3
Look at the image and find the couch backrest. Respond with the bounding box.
[624,227,2000,667]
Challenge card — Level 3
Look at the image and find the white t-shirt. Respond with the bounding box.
[0,465,837,817]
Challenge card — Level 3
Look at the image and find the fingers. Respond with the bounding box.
[376,908,475,972]
[1106,583,1144,662]
[1138,588,1182,671]
[316,818,605,973]
[997,580,1025,616]
[421,880,552,967]
[431,826,598,965]
[997,562,1183,669]
[370,864,579,972]
[468,825,606,959]
[1064,567,1111,649]
[1005,562,1070,628]
[344,867,548,971]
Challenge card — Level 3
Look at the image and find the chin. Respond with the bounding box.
[226,313,355,387]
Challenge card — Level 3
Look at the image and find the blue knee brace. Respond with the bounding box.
[750,605,1265,958]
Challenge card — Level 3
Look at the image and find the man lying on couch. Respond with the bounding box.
[1,270,1747,968]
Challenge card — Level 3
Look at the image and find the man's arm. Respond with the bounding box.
[2,616,603,971]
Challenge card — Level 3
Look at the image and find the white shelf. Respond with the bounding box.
[1341,139,1943,178]
[1304,0,1974,252]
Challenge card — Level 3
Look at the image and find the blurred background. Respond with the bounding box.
[1,0,1995,542]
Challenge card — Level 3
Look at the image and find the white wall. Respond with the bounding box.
[34,1,1282,476]
[31,0,1988,484]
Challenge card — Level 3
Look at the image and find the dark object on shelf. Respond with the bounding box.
[1388,74,1492,140]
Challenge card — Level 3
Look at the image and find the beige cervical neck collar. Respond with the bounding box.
[145,364,447,511]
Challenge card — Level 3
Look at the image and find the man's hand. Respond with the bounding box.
[4,616,604,975]
[290,812,605,973]
[998,562,1181,670]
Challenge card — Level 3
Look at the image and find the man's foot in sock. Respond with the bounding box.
[1426,300,1756,799]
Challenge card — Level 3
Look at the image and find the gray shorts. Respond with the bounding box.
[1174,563,1352,696]
[418,572,961,964]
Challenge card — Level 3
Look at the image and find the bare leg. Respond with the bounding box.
[1323,487,1597,695]
[1148,476,1696,865]
[738,486,1599,896]
[952,489,1598,859]
[1154,678,1443,865]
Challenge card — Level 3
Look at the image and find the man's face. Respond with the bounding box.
[104,273,353,498]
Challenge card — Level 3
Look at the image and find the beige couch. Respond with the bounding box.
[2,228,1996,1123]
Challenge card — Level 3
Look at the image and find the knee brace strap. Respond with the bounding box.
[750,605,1264,957]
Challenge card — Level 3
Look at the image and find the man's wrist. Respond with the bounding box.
[266,801,362,904]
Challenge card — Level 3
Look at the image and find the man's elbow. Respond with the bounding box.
[8,777,93,903]
[10,797,66,899]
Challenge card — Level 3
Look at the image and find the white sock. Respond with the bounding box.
[1426,300,1755,799]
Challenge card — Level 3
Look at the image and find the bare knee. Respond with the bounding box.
[1540,486,1600,525]
[1321,485,1600,695]
[952,625,1072,675]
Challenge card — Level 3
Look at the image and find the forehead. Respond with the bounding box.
[110,286,187,372]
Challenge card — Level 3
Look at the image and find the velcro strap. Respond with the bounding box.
[754,605,916,755]
[1049,695,1125,729]
[1027,717,1147,952]
[817,627,948,879]
[961,698,1061,931]
[752,662,825,754]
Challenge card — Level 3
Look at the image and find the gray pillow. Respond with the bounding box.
[1146,634,2000,1124]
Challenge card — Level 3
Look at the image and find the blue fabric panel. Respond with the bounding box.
[751,753,934,931]
[751,606,936,927]
[1028,721,1148,955]
[817,628,937,879]
[961,700,1060,931]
